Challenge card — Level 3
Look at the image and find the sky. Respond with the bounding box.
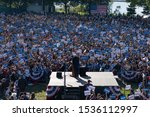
[111,2,144,15]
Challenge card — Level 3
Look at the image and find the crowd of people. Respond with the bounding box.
[83,78,150,100]
[0,12,149,100]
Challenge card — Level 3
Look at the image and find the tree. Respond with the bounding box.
[127,3,136,16]
[0,0,28,9]
[127,0,150,11]
[0,0,13,8]
[142,5,149,15]
[42,0,56,13]
[55,0,70,14]
[64,0,68,14]
[68,0,80,14]
[56,0,80,14]
[47,0,56,13]
[81,0,95,15]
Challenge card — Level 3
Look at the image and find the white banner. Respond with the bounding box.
[0,100,149,117]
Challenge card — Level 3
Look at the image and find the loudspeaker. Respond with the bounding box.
[56,72,62,79]
[72,56,79,78]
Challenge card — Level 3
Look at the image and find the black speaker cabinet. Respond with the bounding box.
[56,72,62,79]
[80,66,87,77]
[72,56,79,78]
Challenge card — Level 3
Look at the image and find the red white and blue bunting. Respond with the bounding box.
[120,70,142,82]
[29,65,44,82]
[46,86,60,99]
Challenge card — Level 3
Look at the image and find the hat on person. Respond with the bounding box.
[88,80,92,83]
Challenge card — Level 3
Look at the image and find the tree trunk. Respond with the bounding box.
[64,2,67,14]
[53,5,55,13]
[42,0,45,14]
[88,0,92,15]
[23,0,28,11]
[48,5,51,13]
[9,0,12,8]
[67,6,70,14]
[48,2,55,13]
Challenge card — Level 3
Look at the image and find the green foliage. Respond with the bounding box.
[0,0,27,9]
[127,0,150,15]
[127,0,150,10]
[142,5,150,15]
[127,3,136,16]
[71,4,87,13]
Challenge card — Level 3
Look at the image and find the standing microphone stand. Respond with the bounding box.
[63,45,67,98]
[64,62,67,97]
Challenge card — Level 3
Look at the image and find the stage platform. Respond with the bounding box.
[48,72,119,87]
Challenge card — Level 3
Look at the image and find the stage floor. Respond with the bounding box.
[48,72,119,87]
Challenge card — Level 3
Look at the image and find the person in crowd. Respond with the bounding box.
[30,92,36,100]
[17,77,27,96]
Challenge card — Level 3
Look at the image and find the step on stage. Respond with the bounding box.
[49,72,119,87]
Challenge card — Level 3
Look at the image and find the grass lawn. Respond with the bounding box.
[120,88,131,97]
[26,83,47,100]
